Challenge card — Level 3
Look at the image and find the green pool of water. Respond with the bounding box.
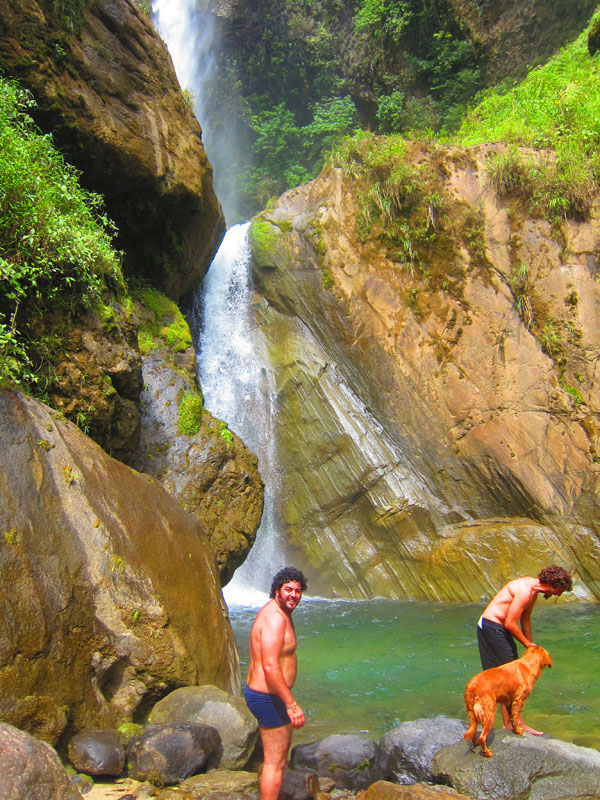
[229,598,600,749]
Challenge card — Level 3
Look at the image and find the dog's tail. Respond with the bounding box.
[464,686,482,742]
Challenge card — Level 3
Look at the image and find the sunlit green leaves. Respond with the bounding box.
[0,76,123,389]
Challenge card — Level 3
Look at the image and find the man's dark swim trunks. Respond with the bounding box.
[477,616,518,670]
[244,685,290,729]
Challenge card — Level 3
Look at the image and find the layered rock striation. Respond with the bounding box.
[249,143,600,601]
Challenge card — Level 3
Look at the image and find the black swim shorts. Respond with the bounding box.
[477,616,518,670]
[244,684,291,729]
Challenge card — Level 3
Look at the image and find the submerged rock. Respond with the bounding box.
[432,728,600,799]
[0,389,239,742]
[0,722,83,800]
[149,685,259,770]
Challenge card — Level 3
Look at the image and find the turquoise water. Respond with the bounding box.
[229,599,600,750]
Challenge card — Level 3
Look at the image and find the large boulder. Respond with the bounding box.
[148,685,259,769]
[376,717,468,785]
[126,723,221,786]
[0,722,83,800]
[432,729,600,799]
[290,734,385,790]
[0,389,239,743]
[249,145,600,601]
[0,0,225,301]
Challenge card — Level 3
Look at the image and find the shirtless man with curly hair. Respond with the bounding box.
[476,564,572,734]
[245,567,307,800]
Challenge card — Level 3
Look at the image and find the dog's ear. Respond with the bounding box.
[543,648,552,668]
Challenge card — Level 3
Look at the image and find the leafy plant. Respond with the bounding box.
[0,77,123,391]
[218,420,234,446]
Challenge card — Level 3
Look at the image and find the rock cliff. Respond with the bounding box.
[0,389,239,745]
[249,141,600,601]
[0,0,225,300]
[132,292,264,584]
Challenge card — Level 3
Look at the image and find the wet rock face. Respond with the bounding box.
[249,146,600,601]
[0,389,239,744]
[132,329,264,584]
[0,722,83,800]
[0,0,225,301]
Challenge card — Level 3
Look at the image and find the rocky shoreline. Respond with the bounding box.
[2,685,599,800]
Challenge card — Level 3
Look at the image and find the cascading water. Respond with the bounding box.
[152,1,284,603]
[191,225,286,603]
[151,0,244,224]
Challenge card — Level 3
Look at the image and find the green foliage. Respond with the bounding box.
[0,77,123,390]
[134,286,192,354]
[485,145,596,223]
[204,0,489,214]
[561,378,586,407]
[248,96,357,202]
[218,420,234,446]
[178,392,204,436]
[454,18,600,221]
[376,92,406,134]
[330,132,424,254]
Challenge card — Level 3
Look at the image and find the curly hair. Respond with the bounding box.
[269,566,307,598]
[538,564,572,592]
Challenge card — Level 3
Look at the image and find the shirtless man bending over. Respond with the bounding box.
[245,567,307,800]
[477,564,572,734]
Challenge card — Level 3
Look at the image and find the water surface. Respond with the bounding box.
[230,598,600,749]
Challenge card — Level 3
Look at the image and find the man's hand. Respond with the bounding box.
[286,702,305,729]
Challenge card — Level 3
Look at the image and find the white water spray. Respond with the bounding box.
[192,225,285,606]
[152,0,244,224]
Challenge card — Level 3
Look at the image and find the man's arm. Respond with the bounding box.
[260,615,305,728]
[503,585,536,648]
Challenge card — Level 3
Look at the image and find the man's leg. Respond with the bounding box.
[259,724,292,800]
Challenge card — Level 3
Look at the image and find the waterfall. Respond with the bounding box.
[153,0,284,603]
[151,0,244,224]
[191,225,285,604]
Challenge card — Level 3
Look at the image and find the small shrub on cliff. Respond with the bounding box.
[0,77,123,390]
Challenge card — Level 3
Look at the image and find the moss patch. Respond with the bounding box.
[134,286,192,354]
[178,391,204,436]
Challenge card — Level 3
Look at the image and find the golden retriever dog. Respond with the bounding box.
[464,645,552,757]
